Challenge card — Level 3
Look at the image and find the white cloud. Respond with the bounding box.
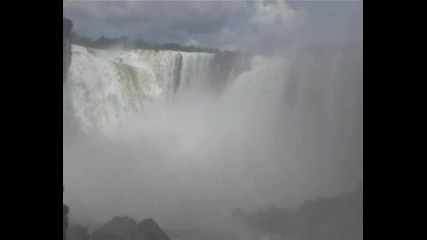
[209,0,306,54]
[185,39,199,47]
[215,27,238,45]
[250,0,298,30]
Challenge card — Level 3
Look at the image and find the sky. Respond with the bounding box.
[63,0,363,54]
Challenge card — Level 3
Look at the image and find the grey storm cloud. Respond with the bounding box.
[63,0,362,54]
[101,2,227,34]
[64,1,238,43]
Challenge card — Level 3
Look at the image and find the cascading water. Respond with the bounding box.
[179,52,214,91]
[63,43,362,231]
[64,45,218,136]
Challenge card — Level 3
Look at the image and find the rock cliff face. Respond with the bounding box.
[64,17,73,239]
[64,18,73,82]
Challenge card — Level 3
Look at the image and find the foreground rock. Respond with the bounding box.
[129,218,172,240]
[90,216,171,240]
[91,216,137,240]
[233,181,363,240]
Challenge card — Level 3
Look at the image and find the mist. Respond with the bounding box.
[63,0,363,237]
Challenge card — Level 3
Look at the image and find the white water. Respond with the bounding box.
[63,44,362,230]
[64,45,214,135]
[179,51,214,90]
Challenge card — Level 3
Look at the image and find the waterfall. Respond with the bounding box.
[63,43,362,229]
[64,45,229,135]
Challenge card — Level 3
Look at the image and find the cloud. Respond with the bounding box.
[64,0,361,54]
[250,0,298,29]
[185,39,199,47]
[64,1,233,44]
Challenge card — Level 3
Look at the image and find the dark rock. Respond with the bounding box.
[63,18,73,82]
[240,180,363,240]
[91,216,171,240]
[64,184,70,239]
[63,204,69,239]
[128,218,172,240]
[64,18,73,36]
